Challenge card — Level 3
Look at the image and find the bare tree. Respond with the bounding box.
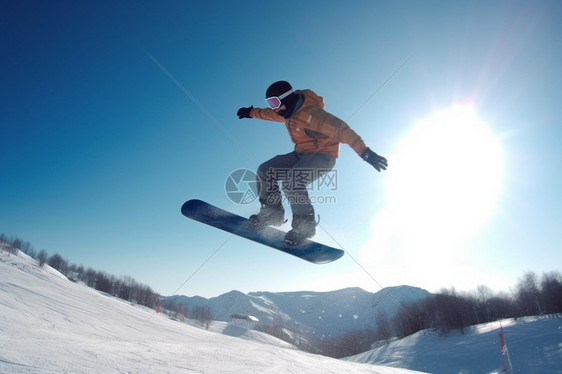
[20,241,33,255]
[476,285,493,322]
[48,253,68,274]
[540,271,562,314]
[516,272,543,316]
[375,311,392,343]
[37,250,48,267]
[11,237,22,250]
[193,306,212,329]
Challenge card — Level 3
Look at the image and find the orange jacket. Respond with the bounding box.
[250,89,367,158]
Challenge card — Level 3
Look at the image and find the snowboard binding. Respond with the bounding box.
[284,214,319,246]
[249,203,286,229]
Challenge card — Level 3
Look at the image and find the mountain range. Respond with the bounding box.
[164,286,431,339]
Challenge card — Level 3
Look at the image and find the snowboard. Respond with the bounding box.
[181,199,344,264]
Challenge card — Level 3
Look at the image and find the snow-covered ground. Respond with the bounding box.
[346,316,562,373]
[1,248,561,373]
[0,249,423,373]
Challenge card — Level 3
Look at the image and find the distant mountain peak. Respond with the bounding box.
[164,286,431,340]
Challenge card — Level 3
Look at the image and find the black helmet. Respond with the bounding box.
[266,80,293,99]
[265,81,298,115]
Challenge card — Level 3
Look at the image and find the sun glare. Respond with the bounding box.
[363,105,504,270]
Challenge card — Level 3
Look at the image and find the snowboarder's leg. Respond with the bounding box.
[282,153,336,245]
[282,152,336,216]
[250,152,300,229]
[255,151,300,205]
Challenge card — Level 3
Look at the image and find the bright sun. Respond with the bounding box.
[366,105,504,266]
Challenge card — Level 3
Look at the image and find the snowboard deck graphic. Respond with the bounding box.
[181,199,344,264]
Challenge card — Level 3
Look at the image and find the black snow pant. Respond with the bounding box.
[256,151,336,216]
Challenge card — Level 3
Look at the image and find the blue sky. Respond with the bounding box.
[2,0,561,298]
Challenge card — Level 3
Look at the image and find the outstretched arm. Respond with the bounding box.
[237,106,285,122]
[296,108,388,172]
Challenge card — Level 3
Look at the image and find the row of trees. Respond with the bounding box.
[0,234,33,255]
[1,234,216,328]
[161,301,213,329]
[316,271,562,358]
[392,271,562,340]
[1,234,159,309]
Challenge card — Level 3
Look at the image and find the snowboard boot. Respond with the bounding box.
[284,214,317,246]
[249,202,285,229]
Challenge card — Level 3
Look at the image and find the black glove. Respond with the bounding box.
[237,106,254,119]
[361,147,388,172]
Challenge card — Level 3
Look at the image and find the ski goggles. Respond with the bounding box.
[265,89,294,109]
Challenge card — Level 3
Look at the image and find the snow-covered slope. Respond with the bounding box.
[0,249,425,373]
[3,247,560,373]
[346,316,562,374]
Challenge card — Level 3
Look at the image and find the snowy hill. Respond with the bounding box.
[0,248,425,373]
[2,246,560,373]
[346,316,562,374]
[164,285,431,339]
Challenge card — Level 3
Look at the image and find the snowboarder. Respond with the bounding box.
[237,81,387,245]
